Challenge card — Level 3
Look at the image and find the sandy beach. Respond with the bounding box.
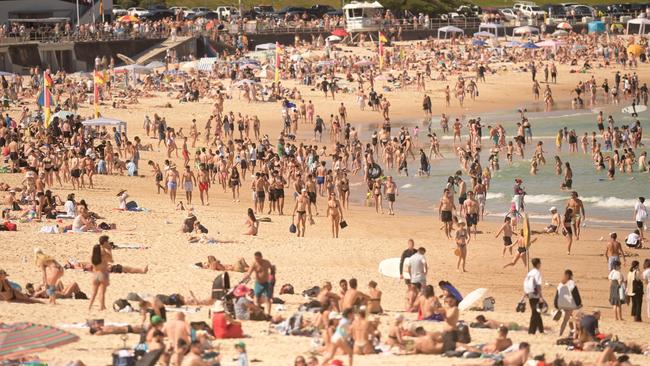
[2,42,650,366]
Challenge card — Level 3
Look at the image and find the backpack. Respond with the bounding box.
[113,299,131,312]
[279,284,294,295]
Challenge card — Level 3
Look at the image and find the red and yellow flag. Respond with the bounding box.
[43,71,52,128]
[378,32,385,70]
[274,41,280,83]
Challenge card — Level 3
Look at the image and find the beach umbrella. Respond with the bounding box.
[552,30,569,37]
[556,22,572,30]
[0,322,79,359]
[326,35,342,43]
[513,26,539,35]
[504,40,521,48]
[520,42,540,49]
[146,61,165,69]
[179,61,198,71]
[473,31,496,38]
[458,288,488,311]
[354,60,374,67]
[52,110,74,119]
[472,39,487,47]
[331,28,348,37]
[0,71,14,77]
[628,44,645,56]
[535,39,564,48]
[117,15,140,23]
[317,60,337,67]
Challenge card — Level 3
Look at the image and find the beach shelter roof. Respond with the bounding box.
[82,117,126,127]
[0,322,79,359]
[114,64,151,74]
[146,61,165,69]
[536,39,564,48]
[627,17,650,34]
[437,25,464,39]
[520,41,540,49]
[254,43,276,51]
[513,26,539,35]
[552,29,569,37]
[478,23,506,37]
[474,31,496,38]
[342,1,383,10]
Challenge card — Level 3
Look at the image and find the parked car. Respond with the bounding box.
[170,6,195,18]
[127,7,150,17]
[146,5,174,18]
[514,3,546,17]
[112,5,128,17]
[215,6,239,18]
[499,8,517,21]
[275,6,309,18]
[253,5,275,16]
[456,5,481,17]
[567,5,596,18]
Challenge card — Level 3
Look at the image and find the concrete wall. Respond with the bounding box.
[73,38,162,70]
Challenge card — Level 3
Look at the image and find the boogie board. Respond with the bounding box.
[378,257,410,279]
[523,213,531,248]
[621,105,647,114]
[368,163,383,180]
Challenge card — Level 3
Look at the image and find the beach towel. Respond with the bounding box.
[0,323,79,359]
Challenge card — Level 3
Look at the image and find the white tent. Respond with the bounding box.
[478,23,506,37]
[437,25,464,39]
[196,57,219,72]
[474,31,497,38]
[513,26,540,36]
[254,43,276,51]
[82,117,127,135]
[626,17,650,35]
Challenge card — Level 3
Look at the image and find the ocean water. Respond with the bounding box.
[296,102,650,228]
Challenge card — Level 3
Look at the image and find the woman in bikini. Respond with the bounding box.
[244,208,259,236]
[367,280,383,314]
[326,192,344,238]
[455,221,469,273]
[35,248,64,304]
[228,166,241,202]
[503,230,537,269]
[88,235,113,311]
[0,269,42,303]
[372,179,384,214]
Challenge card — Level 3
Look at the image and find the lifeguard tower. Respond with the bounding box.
[343,1,384,42]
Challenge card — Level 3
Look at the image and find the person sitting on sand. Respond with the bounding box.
[244,208,259,236]
[0,269,42,303]
[199,256,249,272]
[545,207,560,234]
[317,282,341,312]
[405,280,419,312]
[385,314,405,350]
[366,281,382,314]
[341,278,369,310]
[211,300,244,339]
[233,284,270,321]
[465,325,513,354]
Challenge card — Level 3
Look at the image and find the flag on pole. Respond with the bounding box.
[93,69,100,118]
[43,71,53,128]
[378,32,385,70]
[274,41,280,83]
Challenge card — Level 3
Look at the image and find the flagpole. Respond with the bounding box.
[76,0,80,25]
[93,69,99,118]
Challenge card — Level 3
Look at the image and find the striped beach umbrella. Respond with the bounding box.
[0,322,79,360]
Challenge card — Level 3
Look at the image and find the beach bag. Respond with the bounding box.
[289,223,297,233]
[125,201,138,210]
[515,297,526,313]
[302,286,320,298]
[619,284,626,302]
[482,297,495,311]
[4,221,16,231]
[339,220,348,229]
[279,284,295,295]
[113,299,131,312]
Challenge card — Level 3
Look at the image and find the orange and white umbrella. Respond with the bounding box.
[556,22,572,30]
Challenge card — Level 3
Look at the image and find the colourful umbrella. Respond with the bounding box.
[628,44,645,57]
[331,28,348,37]
[117,15,140,23]
[0,322,79,359]
[556,22,572,30]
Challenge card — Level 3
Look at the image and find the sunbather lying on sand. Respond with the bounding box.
[198,256,249,272]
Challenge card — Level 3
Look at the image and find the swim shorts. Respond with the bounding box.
[441,210,452,223]
[254,281,272,299]
[503,236,512,246]
[387,193,396,202]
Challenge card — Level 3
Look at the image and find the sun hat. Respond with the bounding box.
[210,300,225,313]
[151,315,163,325]
[233,285,250,298]
[234,341,246,350]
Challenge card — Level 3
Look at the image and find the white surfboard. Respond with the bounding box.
[621,105,647,114]
[378,257,410,279]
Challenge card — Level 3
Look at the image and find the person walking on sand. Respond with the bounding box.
[455,221,469,273]
[326,192,344,238]
[292,189,313,237]
[634,197,647,242]
[524,258,545,334]
[182,165,196,205]
[385,176,398,215]
[166,165,179,204]
[554,269,582,336]
[566,191,586,240]
[407,247,428,288]
[605,232,626,271]
[89,235,113,311]
[496,217,514,257]
[626,260,643,322]
[243,251,273,316]
[608,260,625,321]
[198,164,210,206]
[438,188,456,239]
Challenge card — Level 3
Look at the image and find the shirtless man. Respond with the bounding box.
[163,312,191,366]
[463,191,480,238]
[413,296,461,355]
[385,175,398,215]
[181,340,217,366]
[566,191,586,240]
[7,138,19,172]
[165,165,179,204]
[182,166,196,205]
[438,189,456,239]
[317,281,341,312]
[197,164,210,205]
[243,252,273,316]
[341,278,368,310]
[496,217,514,256]
[292,189,313,237]
[605,232,626,271]
[254,173,269,214]
[545,207,561,234]
[351,309,374,355]
[338,103,347,125]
